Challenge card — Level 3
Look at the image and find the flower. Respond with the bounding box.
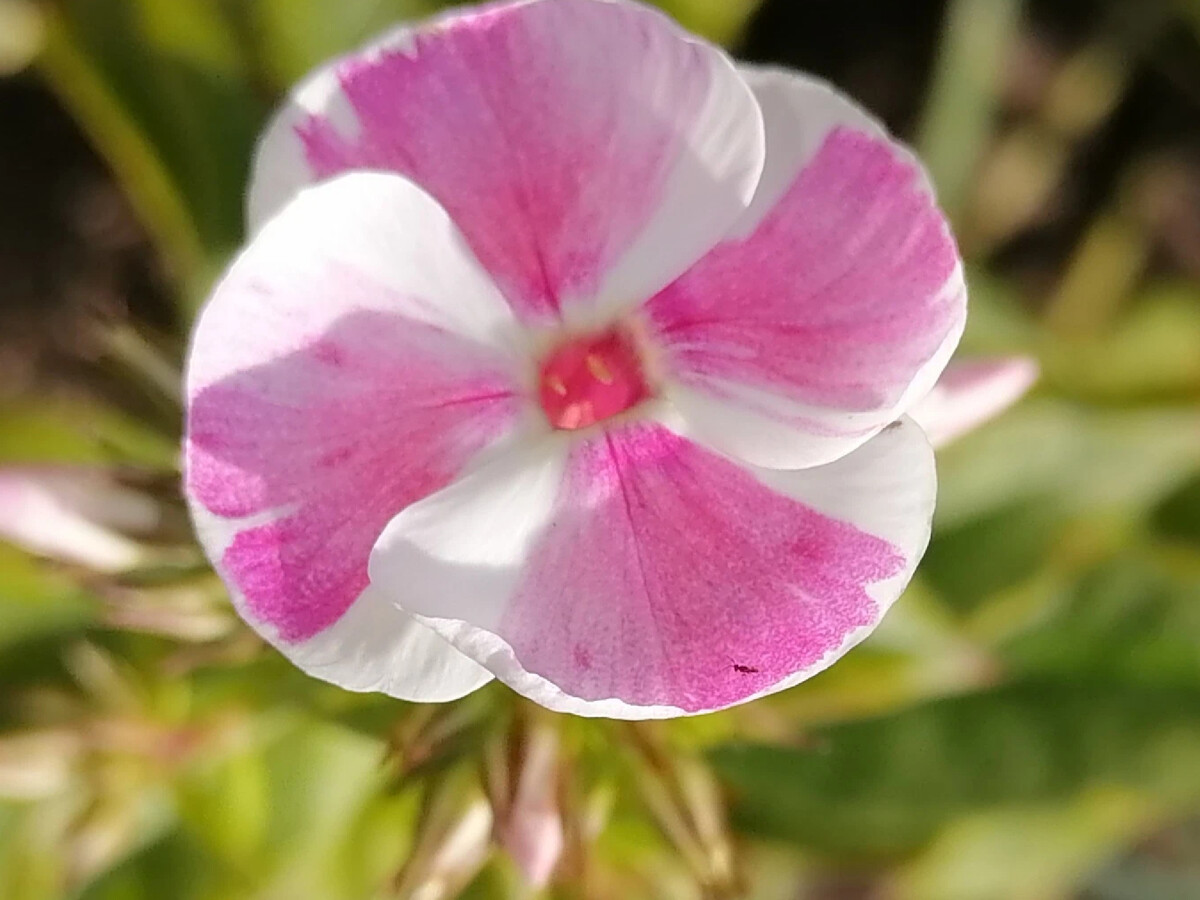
[184,0,967,718]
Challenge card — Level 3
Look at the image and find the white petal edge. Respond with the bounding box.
[247,16,412,233]
[194,169,525,396]
[247,0,767,327]
[660,65,966,471]
[248,0,553,232]
[369,417,936,719]
[572,1,766,325]
[739,417,936,703]
[189,503,492,702]
[187,170,527,702]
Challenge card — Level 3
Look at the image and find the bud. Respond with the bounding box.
[0,466,159,572]
[910,357,1039,447]
[0,728,81,800]
[494,720,564,888]
[394,770,493,900]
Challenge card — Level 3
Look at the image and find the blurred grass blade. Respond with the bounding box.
[654,0,764,45]
[393,768,493,900]
[0,542,95,652]
[37,7,208,298]
[0,399,179,470]
[251,0,436,89]
[917,0,1022,219]
[0,0,44,75]
[1044,211,1150,337]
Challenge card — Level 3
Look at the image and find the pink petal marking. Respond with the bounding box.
[498,424,904,713]
[295,0,713,322]
[647,126,960,418]
[187,310,518,643]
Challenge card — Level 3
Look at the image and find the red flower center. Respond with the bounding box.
[538,327,650,430]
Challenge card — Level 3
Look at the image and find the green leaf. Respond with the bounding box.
[0,543,96,655]
[331,789,420,899]
[1041,283,1200,402]
[652,0,764,45]
[1152,469,1200,549]
[889,787,1162,900]
[1003,555,1200,688]
[710,682,1200,858]
[251,0,435,89]
[458,857,524,900]
[922,499,1063,616]
[934,401,1200,530]
[0,399,178,469]
[255,718,393,897]
[0,801,63,900]
[916,0,1022,219]
[175,747,269,874]
[76,831,217,900]
[58,0,265,254]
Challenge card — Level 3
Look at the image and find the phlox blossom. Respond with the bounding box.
[185,0,971,718]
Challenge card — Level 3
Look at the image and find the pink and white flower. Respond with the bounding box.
[184,0,968,718]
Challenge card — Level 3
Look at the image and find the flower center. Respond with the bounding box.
[537,326,650,430]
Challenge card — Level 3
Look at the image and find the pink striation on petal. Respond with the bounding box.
[499,424,903,712]
[187,310,517,643]
[295,0,713,321]
[647,126,961,457]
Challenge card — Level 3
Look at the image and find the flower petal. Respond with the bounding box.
[185,171,524,701]
[249,0,765,325]
[646,66,965,469]
[370,418,934,718]
[911,357,1039,447]
[194,504,490,701]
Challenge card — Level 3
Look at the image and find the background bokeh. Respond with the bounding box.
[2,0,1200,898]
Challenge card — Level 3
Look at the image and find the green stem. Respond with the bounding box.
[916,0,1022,221]
[37,7,209,300]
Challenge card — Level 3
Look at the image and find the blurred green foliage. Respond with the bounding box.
[713,682,1200,855]
[1,0,1200,898]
